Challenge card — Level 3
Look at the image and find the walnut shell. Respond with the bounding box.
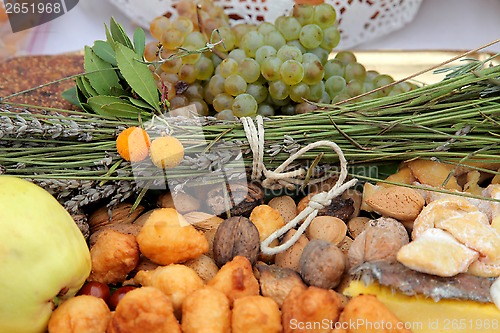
[213,216,261,267]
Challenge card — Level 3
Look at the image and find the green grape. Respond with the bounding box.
[232,23,257,46]
[204,86,216,104]
[194,56,215,81]
[179,63,198,83]
[268,80,289,100]
[320,26,341,51]
[299,24,323,49]
[301,52,321,63]
[213,93,235,112]
[173,16,194,36]
[325,75,346,99]
[292,4,314,25]
[302,57,324,85]
[346,79,364,97]
[144,41,160,62]
[208,74,225,96]
[180,43,202,64]
[286,40,307,54]
[246,83,268,104]
[161,29,185,50]
[307,47,329,64]
[264,30,287,51]
[228,49,247,63]
[184,83,204,99]
[240,31,265,58]
[170,95,189,109]
[295,102,318,114]
[257,104,275,117]
[277,45,303,62]
[257,22,277,35]
[393,81,413,93]
[219,58,239,78]
[276,16,302,41]
[224,74,247,96]
[271,96,291,107]
[159,50,182,74]
[183,31,207,50]
[238,58,261,83]
[232,93,258,117]
[280,103,296,115]
[289,82,310,103]
[211,53,223,68]
[344,62,367,82]
[215,26,236,52]
[334,51,357,65]
[189,97,209,116]
[324,59,345,79]
[308,81,325,102]
[261,56,283,81]
[373,74,395,96]
[159,72,179,85]
[331,92,350,104]
[150,16,172,41]
[313,3,337,29]
[216,109,237,120]
[365,70,379,81]
[319,91,331,104]
[255,45,277,64]
[280,60,304,85]
[363,80,376,95]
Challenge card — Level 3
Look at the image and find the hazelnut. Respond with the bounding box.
[306,216,347,245]
[213,216,261,267]
[268,196,298,223]
[299,239,346,289]
[157,191,200,214]
[347,216,370,239]
[275,229,309,271]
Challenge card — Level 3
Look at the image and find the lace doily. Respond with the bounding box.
[107,0,423,49]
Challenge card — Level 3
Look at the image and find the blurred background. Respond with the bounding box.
[1,0,499,60]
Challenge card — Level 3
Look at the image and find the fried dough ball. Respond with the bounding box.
[182,287,231,333]
[207,256,260,305]
[133,264,204,317]
[337,294,411,333]
[88,229,140,284]
[136,208,209,265]
[232,295,283,333]
[108,287,181,333]
[282,285,344,333]
[48,295,110,333]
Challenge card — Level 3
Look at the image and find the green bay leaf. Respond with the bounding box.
[88,95,148,118]
[115,43,160,112]
[61,86,81,108]
[133,27,146,59]
[128,97,155,110]
[110,17,133,49]
[93,40,117,66]
[84,46,121,95]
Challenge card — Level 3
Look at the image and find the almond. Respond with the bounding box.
[365,186,425,220]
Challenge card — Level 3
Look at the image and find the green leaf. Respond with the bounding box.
[115,43,160,112]
[76,76,98,98]
[105,23,115,49]
[110,17,133,49]
[88,96,149,118]
[84,46,121,95]
[133,27,146,59]
[61,86,81,108]
[92,40,117,66]
[128,97,155,110]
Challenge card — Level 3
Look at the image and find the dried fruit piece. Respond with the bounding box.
[407,159,462,190]
[365,186,425,221]
[397,228,479,277]
[149,135,185,169]
[116,126,150,162]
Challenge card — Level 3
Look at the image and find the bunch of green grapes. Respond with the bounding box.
[145,0,414,119]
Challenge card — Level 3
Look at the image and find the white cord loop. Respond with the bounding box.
[241,115,358,255]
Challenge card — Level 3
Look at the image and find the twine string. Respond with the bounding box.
[241,115,358,255]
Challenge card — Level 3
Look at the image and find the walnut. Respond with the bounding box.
[213,216,261,267]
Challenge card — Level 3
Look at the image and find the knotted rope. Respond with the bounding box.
[241,115,358,255]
